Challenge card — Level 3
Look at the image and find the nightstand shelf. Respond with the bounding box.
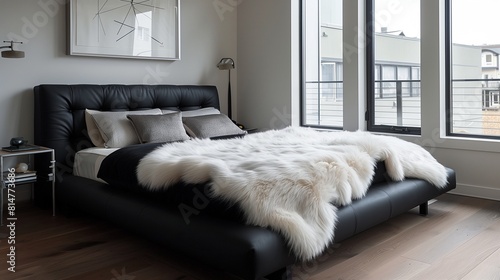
[244,128,260,134]
[0,146,55,226]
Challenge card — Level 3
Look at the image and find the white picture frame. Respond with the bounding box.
[69,0,180,60]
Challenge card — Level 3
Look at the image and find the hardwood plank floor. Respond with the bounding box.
[302,194,500,280]
[0,193,499,280]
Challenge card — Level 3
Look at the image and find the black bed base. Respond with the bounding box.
[33,84,456,279]
[53,168,455,279]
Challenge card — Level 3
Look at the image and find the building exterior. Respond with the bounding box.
[305,24,484,134]
[480,46,500,110]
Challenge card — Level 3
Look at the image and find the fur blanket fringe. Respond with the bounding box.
[137,127,448,260]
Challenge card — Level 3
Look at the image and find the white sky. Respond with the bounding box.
[374,0,420,38]
[374,0,500,45]
[452,0,500,45]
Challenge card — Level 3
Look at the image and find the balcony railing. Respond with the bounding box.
[451,78,500,136]
[303,78,500,136]
[373,79,421,127]
[304,80,343,127]
[304,79,421,127]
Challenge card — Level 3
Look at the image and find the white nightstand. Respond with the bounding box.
[0,146,55,226]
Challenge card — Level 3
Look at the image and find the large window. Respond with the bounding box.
[447,0,500,138]
[367,0,421,134]
[300,0,500,143]
[301,0,343,128]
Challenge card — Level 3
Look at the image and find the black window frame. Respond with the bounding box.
[299,0,344,130]
[445,0,500,140]
[445,0,452,137]
[365,0,421,135]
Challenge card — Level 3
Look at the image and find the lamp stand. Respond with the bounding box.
[227,69,232,119]
[216,57,235,120]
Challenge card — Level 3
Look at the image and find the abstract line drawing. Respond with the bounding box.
[69,0,179,60]
[93,0,165,45]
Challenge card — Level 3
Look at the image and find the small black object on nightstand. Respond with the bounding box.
[2,137,39,152]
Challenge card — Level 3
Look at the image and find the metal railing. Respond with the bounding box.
[304,79,421,127]
[304,78,500,136]
[451,78,500,136]
[304,81,343,127]
[374,79,421,126]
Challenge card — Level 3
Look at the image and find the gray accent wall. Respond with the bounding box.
[0,0,237,146]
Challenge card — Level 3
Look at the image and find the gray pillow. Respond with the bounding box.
[86,108,162,148]
[182,114,247,138]
[127,112,190,143]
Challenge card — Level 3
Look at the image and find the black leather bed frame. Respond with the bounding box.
[33,84,456,279]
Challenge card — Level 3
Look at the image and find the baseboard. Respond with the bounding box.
[449,183,500,202]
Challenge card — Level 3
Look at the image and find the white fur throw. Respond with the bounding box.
[137,127,448,260]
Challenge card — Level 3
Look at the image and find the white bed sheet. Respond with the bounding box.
[73,147,118,183]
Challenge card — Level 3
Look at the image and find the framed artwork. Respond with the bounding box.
[69,0,180,60]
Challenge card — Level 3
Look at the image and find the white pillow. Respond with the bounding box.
[176,107,221,117]
[86,108,162,148]
[85,109,106,147]
[160,109,178,115]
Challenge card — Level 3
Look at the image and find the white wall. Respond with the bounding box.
[237,0,300,130]
[418,0,500,201]
[0,0,237,147]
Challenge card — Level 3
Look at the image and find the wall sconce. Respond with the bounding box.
[1,41,25,58]
[217,57,235,119]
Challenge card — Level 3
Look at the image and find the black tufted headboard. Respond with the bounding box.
[34,84,219,175]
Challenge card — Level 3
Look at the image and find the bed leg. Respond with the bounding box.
[419,201,429,216]
[265,266,291,280]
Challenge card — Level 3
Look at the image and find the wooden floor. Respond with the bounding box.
[0,193,499,280]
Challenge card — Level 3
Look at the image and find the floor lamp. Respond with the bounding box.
[217,58,235,119]
[1,41,25,58]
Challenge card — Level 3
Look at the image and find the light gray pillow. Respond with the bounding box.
[160,109,178,115]
[127,112,190,143]
[86,108,162,148]
[182,114,247,138]
[180,107,221,117]
[85,109,106,147]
